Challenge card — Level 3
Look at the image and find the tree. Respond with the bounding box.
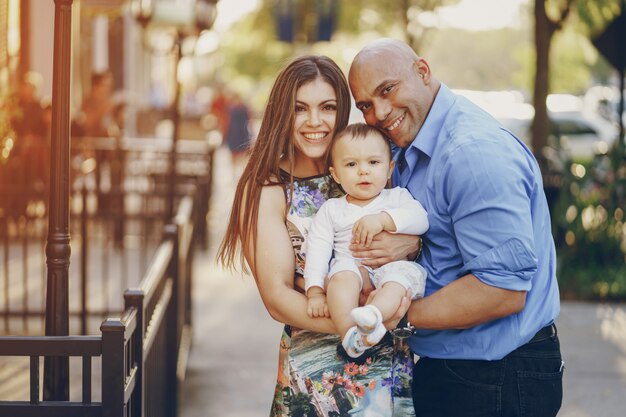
[532,0,623,168]
[397,0,460,53]
[532,0,574,168]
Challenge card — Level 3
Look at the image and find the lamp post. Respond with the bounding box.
[130,0,154,28]
[43,0,74,401]
[132,0,217,219]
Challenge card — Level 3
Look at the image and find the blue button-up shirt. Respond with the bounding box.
[393,84,560,360]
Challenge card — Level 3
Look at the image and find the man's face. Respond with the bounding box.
[349,52,432,149]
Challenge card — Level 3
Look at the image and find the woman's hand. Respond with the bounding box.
[350,232,421,268]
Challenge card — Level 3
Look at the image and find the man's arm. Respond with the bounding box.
[350,232,421,268]
[407,273,526,329]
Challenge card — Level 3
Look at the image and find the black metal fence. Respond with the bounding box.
[0,137,212,335]
[0,193,196,416]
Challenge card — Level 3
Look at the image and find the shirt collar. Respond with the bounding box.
[406,82,456,158]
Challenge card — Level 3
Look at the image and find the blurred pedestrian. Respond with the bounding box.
[74,70,123,217]
[223,91,252,176]
[11,72,47,139]
[209,84,230,138]
[80,70,115,138]
[9,72,49,188]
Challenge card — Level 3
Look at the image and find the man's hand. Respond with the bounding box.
[352,213,394,247]
[307,287,329,318]
[351,232,421,268]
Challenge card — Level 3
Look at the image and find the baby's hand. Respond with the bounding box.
[307,292,329,318]
[353,214,388,247]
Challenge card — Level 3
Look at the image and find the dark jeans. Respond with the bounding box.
[412,330,563,417]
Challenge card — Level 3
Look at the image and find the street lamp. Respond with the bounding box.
[194,0,218,32]
[131,0,219,219]
[130,0,155,28]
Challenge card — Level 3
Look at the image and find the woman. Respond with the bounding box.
[217,55,416,417]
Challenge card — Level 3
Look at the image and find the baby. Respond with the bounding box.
[304,123,428,357]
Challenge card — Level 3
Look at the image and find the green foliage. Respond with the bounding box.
[211,0,620,115]
[424,28,530,92]
[212,0,462,111]
[554,145,626,300]
[576,0,623,36]
[549,26,595,94]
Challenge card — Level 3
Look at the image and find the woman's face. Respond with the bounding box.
[291,77,338,163]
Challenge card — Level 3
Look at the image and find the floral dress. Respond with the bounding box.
[271,171,415,417]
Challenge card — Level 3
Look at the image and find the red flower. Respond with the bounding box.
[342,378,354,391]
[352,382,366,397]
[359,364,369,375]
[345,363,359,376]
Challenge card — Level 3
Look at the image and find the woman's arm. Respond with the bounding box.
[244,185,338,334]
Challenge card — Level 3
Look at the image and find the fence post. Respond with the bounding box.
[81,184,88,335]
[163,223,179,417]
[44,0,74,400]
[101,318,126,417]
[124,289,145,417]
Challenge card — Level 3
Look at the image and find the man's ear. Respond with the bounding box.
[413,58,430,82]
[329,166,340,184]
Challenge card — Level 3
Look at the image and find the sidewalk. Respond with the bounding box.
[179,147,626,417]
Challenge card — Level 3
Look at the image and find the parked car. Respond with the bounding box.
[453,89,619,161]
[499,110,618,161]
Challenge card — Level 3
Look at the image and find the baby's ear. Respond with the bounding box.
[329,166,340,184]
[388,160,396,178]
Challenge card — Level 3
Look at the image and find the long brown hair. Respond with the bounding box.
[217,55,351,273]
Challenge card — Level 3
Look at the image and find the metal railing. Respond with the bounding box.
[0,194,196,416]
[0,136,213,335]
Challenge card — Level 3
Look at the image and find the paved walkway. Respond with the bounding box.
[179,147,626,417]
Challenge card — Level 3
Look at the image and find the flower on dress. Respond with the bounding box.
[352,382,366,397]
[368,379,377,391]
[359,364,369,376]
[344,363,359,376]
[342,378,354,391]
[288,178,339,217]
[381,375,401,388]
[310,189,326,209]
[321,371,340,391]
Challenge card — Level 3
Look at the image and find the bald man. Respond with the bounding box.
[349,38,563,417]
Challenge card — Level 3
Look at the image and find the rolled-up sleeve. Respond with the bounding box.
[442,140,538,291]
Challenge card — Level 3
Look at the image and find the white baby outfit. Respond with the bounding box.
[304,187,429,298]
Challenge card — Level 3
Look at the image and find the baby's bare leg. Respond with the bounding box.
[369,281,406,322]
[349,281,406,347]
[326,270,361,337]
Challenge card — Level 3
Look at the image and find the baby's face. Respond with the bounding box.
[329,131,394,205]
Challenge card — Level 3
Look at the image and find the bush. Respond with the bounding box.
[552,143,626,300]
